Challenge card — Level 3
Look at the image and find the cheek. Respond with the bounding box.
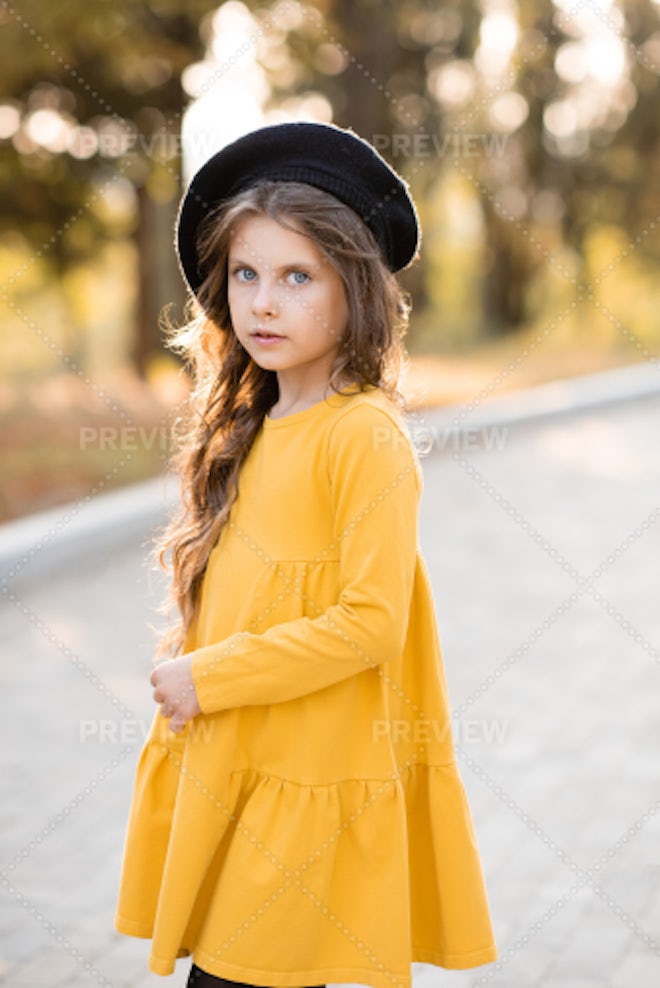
[331,287,350,336]
[227,285,242,316]
[316,283,347,330]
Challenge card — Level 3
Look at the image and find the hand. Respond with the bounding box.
[150,655,201,734]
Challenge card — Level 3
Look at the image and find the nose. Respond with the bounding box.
[251,275,279,317]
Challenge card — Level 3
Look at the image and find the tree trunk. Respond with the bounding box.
[328,0,429,324]
[480,200,532,335]
[131,183,186,376]
[132,183,160,377]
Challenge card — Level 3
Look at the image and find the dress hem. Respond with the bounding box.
[115,913,497,982]
[114,913,153,938]
[412,943,498,968]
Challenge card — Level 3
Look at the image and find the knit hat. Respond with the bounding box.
[175,121,420,298]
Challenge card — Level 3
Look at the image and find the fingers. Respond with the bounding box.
[151,666,165,705]
[160,703,186,733]
[150,655,199,734]
[151,665,175,706]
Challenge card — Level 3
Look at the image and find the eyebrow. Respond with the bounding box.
[228,256,321,272]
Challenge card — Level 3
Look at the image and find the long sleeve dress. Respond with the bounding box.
[114,383,497,988]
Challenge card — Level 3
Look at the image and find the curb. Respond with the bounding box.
[0,475,178,585]
[2,361,659,584]
[406,360,660,451]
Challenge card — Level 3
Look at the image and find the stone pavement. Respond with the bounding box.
[1,390,659,988]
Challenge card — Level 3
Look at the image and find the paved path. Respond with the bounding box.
[1,391,659,987]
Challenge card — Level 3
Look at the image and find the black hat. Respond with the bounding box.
[175,121,420,298]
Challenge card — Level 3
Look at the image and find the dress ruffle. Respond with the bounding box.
[116,711,495,985]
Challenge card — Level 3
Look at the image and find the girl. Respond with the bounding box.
[115,121,497,988]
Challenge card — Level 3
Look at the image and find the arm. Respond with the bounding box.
[180,404,421,715]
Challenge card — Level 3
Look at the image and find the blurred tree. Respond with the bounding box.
[1,0,658,361]
[0,0,220,376]
[245,0,659,337]
[494,0,660,335]
[440,0,659,334]
[247,0,455,316]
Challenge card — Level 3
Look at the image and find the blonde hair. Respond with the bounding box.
[154,180,413,658]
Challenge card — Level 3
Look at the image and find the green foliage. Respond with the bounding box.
[1,0,659,381]
[241,0,660,342]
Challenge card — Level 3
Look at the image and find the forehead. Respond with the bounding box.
[228,212,323,262]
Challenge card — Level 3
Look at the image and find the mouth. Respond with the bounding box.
[251,330,286,342]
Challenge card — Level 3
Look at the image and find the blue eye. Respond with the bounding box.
[233,266,256,282]
[288,270,310,286]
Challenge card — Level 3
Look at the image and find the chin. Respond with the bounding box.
[248,351,287,369]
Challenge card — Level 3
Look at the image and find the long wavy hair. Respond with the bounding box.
[154,179,415,659]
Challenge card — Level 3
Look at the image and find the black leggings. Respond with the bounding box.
[186,963,326,988]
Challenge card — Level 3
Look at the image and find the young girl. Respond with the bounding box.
[115,121,497,988]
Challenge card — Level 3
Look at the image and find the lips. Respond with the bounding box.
[252,330,285,339]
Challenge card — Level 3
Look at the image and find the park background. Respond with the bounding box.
[2,2,660,988]
[1,0,659,521]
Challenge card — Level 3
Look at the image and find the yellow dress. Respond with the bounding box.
[114,384,497,987]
